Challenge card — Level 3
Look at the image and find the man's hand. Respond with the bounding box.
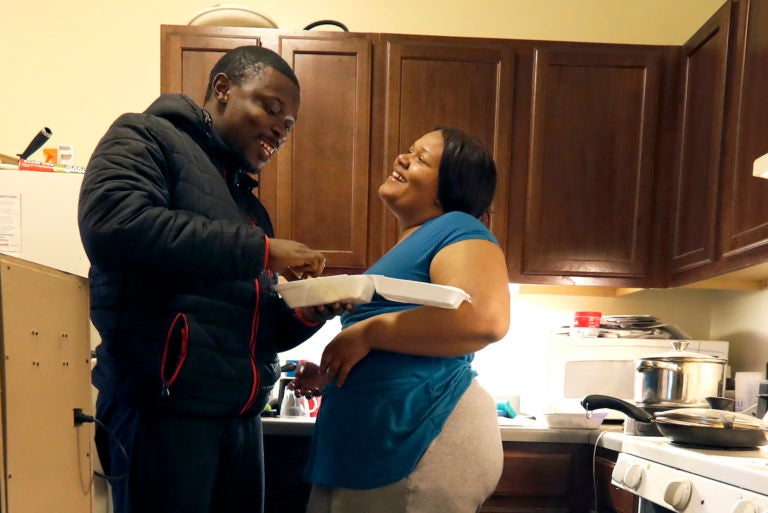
[287,361,327,398]
[268,238,326,278]
[297,303,355,323]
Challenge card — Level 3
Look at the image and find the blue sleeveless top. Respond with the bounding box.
[303,211,498,489]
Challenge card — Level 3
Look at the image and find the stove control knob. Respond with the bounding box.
[622,463,643,490]
[611,460,628,485]
[731,500,758,513]
[663,480,691,510]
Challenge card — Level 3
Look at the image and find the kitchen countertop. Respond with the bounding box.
[262,416,627,450]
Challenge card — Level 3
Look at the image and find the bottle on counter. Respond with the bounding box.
[280,391,308,417]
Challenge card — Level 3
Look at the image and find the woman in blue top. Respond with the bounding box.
[291,126,511,513]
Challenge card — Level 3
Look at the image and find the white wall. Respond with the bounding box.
[284,286,768,406]
[282,286,723,397]
[1,0,724,170]
[710,289,768,376]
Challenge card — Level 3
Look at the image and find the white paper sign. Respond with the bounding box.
[0,192,21,252]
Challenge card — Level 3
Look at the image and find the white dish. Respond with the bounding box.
[370,275,471,309]
[537,412,608,430]
[273,274,471,309]
[273,275,375,308]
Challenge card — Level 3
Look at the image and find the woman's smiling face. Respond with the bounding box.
[379,130,445,228]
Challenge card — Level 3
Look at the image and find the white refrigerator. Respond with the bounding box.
[0,169,93,513]
[0,169,88,277]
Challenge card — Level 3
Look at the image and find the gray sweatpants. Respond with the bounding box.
[306,379,503,513]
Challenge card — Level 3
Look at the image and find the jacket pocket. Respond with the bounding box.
[160,313,189,397]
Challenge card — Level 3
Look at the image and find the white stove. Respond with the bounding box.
[613,436,768,512]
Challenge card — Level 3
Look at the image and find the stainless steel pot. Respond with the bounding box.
[634,341,727,408]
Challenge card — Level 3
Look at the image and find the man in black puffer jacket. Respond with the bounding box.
[79,46,344,513]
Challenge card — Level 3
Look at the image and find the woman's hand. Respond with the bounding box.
[287,361,327,398]
[320,321,372,388]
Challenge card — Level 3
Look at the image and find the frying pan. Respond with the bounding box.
[581,394,768,448]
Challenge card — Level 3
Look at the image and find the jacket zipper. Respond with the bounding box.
[236,215,268,414]
[239,277,262,414]
[160,313,189,397]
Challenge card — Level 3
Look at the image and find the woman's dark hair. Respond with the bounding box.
[435,126,497,219]
[204,46,300,102]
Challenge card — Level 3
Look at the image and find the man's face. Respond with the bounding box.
[211,66,300,171]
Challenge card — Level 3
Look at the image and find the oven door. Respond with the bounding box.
[638,498,675,513]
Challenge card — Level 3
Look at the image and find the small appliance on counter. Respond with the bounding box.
[518,337,729,420]
[759,384,768,420]
[756,364,768,419]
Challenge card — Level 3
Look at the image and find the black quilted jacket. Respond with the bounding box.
[78,94,322,417]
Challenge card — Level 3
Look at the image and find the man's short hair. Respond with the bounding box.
[204,46,300,103]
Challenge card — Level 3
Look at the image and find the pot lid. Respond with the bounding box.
[640,340,727,361]
[654,408,767,430]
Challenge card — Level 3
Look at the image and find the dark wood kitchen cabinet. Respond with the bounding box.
[480,442,592,513]
[716,0,768,272]
[161,26,264,103]
[481,442,638,513]
[373,36,515,250]
[272,35,375,271]
[264,434,596,513]
[507,42,674,287]
[166,24,768,289]
[161,26,379,272]
[161,26,517,272]
[263,434,312,513]
[669,1,732,284]
[669,0,768,286]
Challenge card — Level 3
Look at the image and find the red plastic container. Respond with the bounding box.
[570,311,601,338]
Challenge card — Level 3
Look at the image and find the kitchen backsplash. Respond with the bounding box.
[280,285,768,400]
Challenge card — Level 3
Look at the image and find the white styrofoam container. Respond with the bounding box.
[370,275,471,309]
[273,274,375,308]
[273,274,471,309]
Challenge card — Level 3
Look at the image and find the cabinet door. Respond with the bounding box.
[377,37,515,250]
[719,0,768,268]
[516,45,664,286]
[160,25,282,228]
[669,2,732,284]
[277,35,374,271]
[160,26,375,272]
[161,25,270,105]
[480,442,591,512]
[263,434,312,513]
